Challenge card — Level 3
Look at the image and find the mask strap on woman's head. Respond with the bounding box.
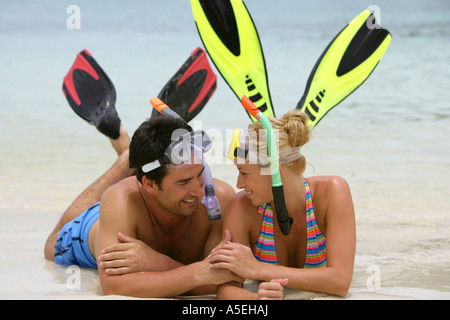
[226,128,302,166]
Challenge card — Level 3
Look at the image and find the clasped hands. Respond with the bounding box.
[97,230,288,299]
[208,229,288,300]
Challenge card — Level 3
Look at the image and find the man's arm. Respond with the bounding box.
[97,232,221,296]
[95,182,241,298]
[101,259,228,298]
[98,232,184,275]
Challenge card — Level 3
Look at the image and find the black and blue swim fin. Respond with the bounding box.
[152,47,217,123]
[296,9,392,129]
[62,49,121,139]
[191,0,275,122]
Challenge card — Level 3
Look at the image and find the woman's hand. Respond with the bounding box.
[257,279,289,300]
[208,238,262,280]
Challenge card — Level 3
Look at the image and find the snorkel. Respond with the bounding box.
[241,96,293,235]
[150,97,221,220]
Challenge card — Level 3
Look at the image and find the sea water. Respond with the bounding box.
[0,0,449,299]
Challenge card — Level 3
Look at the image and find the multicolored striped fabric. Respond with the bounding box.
[252,203,278,264]
[251,180,327,268]
[304,180,327,268]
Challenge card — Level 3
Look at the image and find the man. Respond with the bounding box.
[44,117,240,298]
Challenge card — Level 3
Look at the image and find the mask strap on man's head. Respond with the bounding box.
[149,97,221,220]
[141,129,210,173]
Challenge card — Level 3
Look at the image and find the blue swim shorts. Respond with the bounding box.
[54,202,99,268]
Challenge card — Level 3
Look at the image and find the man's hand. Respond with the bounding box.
[98,232,169,275]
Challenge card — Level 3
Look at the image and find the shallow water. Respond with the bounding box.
[1,0,449,299]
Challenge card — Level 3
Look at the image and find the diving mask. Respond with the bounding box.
[226,128,302,168]
[142,129,212,173]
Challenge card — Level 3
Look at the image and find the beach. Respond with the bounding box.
[0,0,449,300]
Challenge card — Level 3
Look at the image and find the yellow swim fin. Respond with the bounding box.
[297,9,392,129]
[191,0,275,122]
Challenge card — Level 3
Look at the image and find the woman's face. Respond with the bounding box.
[236,164,273,206]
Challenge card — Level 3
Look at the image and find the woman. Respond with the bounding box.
[208,110,356,299]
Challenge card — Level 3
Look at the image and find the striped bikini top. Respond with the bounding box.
[251,180,327,268]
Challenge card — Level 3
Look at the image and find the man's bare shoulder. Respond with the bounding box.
[99,176,143,220]
[102,176,141,199]
[97,176,146,241]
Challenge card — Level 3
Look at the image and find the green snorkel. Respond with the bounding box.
[241,96,293,235]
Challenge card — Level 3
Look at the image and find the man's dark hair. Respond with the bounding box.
[129,116,192,187]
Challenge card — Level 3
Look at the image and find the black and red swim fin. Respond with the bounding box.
[152,47,217,122]
[62,49,121,139]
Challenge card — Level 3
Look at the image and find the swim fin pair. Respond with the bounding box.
[191,0,392,128]
[62,47,217,139]
[192,0,392,236]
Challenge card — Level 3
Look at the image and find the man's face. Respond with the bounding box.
[153,163,205,217]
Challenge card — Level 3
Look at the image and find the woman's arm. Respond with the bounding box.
[212,177,356,298]
[212,192,271,299]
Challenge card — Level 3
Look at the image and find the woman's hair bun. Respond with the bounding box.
[280,110,311,148]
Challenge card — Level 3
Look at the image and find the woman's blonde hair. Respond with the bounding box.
[248,109,311,174]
